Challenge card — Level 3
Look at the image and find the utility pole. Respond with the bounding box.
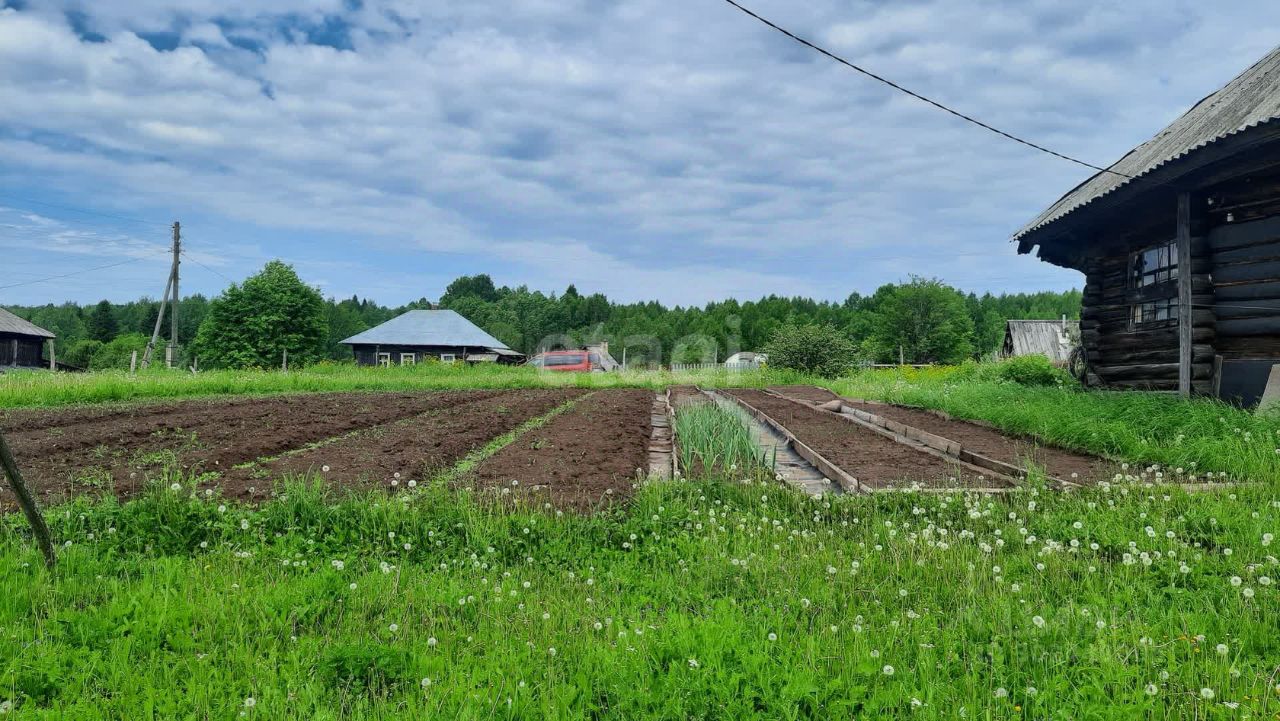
[169,221,180,368]
[143,221,180,369]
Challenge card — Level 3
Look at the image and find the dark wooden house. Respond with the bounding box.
[340,309,524,366]
[0,308,55,370]
[1014,45,1280,406]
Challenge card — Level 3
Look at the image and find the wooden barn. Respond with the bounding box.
[1014,45,1280,406]
[0,308,55,370]
[340,309,524,366]
[1001,319,1079,365]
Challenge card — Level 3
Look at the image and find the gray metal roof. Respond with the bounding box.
[339,309,511,349]
[1014,44,1280,242]
[1003,320,1079,363]
[0,307,55,338]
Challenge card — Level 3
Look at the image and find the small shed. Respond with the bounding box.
[1001,320,1079,364]
[1014,44,1280,406]
[340,309,524,366]
[0,308,55,370]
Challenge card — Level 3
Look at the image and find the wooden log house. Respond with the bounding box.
[1014,45,1280,406]
[0,308,56,371]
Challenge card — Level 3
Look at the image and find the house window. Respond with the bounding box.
[1130,241,1178,288]
[440,353,457,363]
[377,352,391,367]
[400,353,416,366]
[1131,297,1179,328]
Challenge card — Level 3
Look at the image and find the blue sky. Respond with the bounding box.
[2,1,1278,307]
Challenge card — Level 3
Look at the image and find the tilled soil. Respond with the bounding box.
[668,385,709,408]
[771,386,1112,484]
[726,389,1009,489]
[768,385,840,403]
[467,389,653,510]
[225,389,588,499]
[0,390,511,505]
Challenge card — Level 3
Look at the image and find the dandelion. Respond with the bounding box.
[767,632,777,642]
[169,482,182,491]
[1200,687,1215,700]
[427,637,438,647]
[1243,587,1255,598]
[244,697,256,708]
[1230,576,1243,587]
[688,659,699,668]
[547,647,556,656]
[421,677,432,688]
[321,465,330,472]
[994,687,1008,699]
[882,665,895,676]
[388,623,399,633]
[331,560,344,570]
[1145,683,1158,696]
[1216,643,1228,655]
[1032,615,1046,628]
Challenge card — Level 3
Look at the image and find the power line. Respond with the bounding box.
[179,248,235,284]
[0,248,171,292]
[721,0,1132,179]
[0,191,171,228]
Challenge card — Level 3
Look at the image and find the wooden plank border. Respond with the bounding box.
[757,390,1021,489]
[711,390,867,494]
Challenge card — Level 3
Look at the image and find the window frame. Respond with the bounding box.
[376,352,391,367]
[1129,297,1180,330]
[1129,240,1179,289]
[440,353,457,363]
[400,353,416,366]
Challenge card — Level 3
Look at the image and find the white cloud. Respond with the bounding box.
[1,1,1277,305]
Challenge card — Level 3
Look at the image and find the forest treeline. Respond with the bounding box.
[4,265,1080,370]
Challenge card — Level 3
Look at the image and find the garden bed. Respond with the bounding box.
[0,390,511,505]
[772,385,1113,483]
[725,389,1007,489]
[466,389,653,510]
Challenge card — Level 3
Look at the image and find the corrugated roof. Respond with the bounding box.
[1014,44,1280,243]
[1003,320,1079,363]
[0,308,55,338]
[339,309,511,349]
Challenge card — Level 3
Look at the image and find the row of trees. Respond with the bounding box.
[3,263,1081,370]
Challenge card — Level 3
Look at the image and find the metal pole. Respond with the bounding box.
[0,428,56,568]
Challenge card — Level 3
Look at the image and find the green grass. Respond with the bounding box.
[1,473,1277,719]
[825,365,1280,483]
[0,364,803,409]
[673,401,773,476]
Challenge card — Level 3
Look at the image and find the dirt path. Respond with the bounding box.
[224,389,587,499]
[467,389,653,510]
[725,389,1007,489]
[771,385,1112,483]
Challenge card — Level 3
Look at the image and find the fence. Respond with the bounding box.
[669,362,761,372]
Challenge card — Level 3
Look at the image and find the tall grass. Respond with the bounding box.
[829,365,1280,482]
[0,364,809,409]
[1,473,1276,718]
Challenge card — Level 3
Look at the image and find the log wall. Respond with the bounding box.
[1208,213,1280,359]
[1081,236,1216,394]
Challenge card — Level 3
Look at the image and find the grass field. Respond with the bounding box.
[2,363,1278,718]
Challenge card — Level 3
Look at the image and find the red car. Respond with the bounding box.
[531,350,594,372]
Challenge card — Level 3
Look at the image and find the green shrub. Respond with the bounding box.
[994,355,1071,387]
[762,322,858,378]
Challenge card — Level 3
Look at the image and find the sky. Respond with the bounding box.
[2,1,1279,308]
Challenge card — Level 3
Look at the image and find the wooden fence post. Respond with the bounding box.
[0,428,56,568]
[282,348,288,372]
[130,350,138,374]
